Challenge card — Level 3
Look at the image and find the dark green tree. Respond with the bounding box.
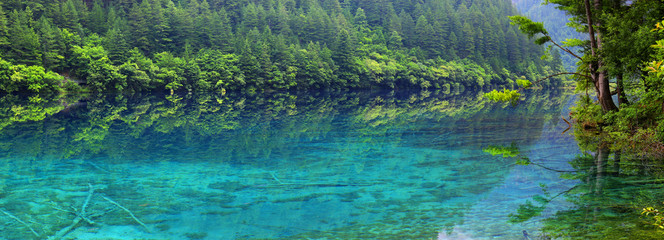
[88,0,107,34]
[6,8,42,66]
[35,17,64,71]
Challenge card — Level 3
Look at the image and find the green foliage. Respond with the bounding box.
[572,19,664,155]
[483,144,520,158]
[508,15,549,45]
[0,0,564,93]
[71,40,125,92]
[0,57,62,93]
[643,205,664,229]
[515,79,532,88]
[561,38,584,48]
[509,198,547,223]
[483,89,521,106]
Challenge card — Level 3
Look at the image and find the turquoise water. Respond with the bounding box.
[0,90,660,239]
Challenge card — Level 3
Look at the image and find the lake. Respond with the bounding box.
[0,89,662,239]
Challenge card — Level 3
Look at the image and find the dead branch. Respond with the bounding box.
[0,208,39,237]
[48,184,96,240]
[101,195,151,233]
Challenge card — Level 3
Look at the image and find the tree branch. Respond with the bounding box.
[101,195,151,233]
[546,34,583,60]
[0,209,39,237]
[520,72,590,91]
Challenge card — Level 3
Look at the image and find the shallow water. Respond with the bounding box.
[0,90,661,239]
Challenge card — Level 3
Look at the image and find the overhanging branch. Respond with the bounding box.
[526,72,590,89]
[546,34,583,60]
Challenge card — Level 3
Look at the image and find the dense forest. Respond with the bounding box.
[0,0,566,93]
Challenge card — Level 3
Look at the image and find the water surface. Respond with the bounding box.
[0,90,661,239]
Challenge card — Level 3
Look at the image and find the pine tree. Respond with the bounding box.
[459,21,475,59]
[163,1,190,54]
[398,10,414,47]
[0,6,9,54]
[148,0,172,52]
[387,30,403,49]
[447,31,459,59]
[36,17,64,71]
[208,9,233,52]
[72,0,89,28]
[414,15,435,57]
[273,4,291,36]
[104,27,131,65]
[6,8,42,65]
[89,0,107,34]
[386,12,402,35]
[333,28,357,85]
[56,0,81,31]
[241,3,261,31]
[505,27,523,68]
[128,0,150,53]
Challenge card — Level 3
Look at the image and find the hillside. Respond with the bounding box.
[0,0,565,93]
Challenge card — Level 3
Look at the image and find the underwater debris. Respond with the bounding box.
[46,183,150,239]
[0,208,39,237]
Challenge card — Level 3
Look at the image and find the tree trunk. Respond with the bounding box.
[585,0,619,112]
[597,70,618,111]
[616,73,628,106]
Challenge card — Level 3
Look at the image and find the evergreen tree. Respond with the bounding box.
[88,0,107,34]
[0,6,9,54]
[36,17,64,71]
[333,28,357,85]
[57,0,82,32]
[0,0,563,92]
[104,27,131,65]
[414,15,436,57]
[398,10,414,47]
[459,21,475,59]
[208,9,233,52]
[387,30,403,49]
[128,0,151,53]
[273,3,292,36]
[167,2,193,54]
[148,0,172,52]
[6,8,42,66]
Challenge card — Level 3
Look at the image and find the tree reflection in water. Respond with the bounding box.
[500,131,664,239]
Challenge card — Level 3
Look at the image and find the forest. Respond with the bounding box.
[0,0,567,93]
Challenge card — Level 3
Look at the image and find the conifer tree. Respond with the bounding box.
[104,27,131,65]
[460,21,475,59]
[0,6,9,54]
[398,10,414,47]
[6,8,42,65]
[128,0,150,53]
[89,0,107,34]
[56,0,81,31]
[36,17,64,71]
[414,15,435,57]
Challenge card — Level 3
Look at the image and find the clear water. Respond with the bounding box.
[0,90,661,239]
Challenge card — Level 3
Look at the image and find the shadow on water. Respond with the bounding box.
[1,89,660,239]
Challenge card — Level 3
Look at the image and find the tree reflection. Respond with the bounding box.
[0,89,573,239]
[0,89,569,161]
[501,131,664,239]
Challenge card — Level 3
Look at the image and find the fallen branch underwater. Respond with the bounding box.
[101,195,151,233]
[46,183,150,239]
[0,208,40,237]
[49,184,97,239]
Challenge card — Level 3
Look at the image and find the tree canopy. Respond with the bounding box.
[0,0,565,93]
